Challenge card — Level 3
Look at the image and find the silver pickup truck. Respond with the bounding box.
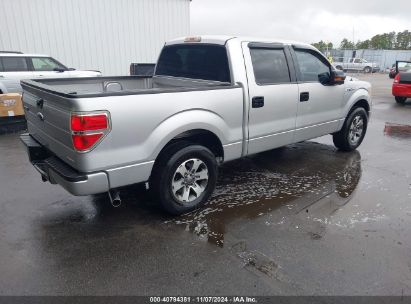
[20,35,372,215]
[334,57,380,73]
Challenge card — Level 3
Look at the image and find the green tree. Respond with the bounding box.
[340,38,354,49]
[311,40,333,52]
[395,30,411,50]
[356,40,370,49]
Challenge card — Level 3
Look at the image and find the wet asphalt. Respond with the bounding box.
[0,74,411,296]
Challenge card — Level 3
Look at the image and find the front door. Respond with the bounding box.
[292,48,345,142]
[242,42,299,155]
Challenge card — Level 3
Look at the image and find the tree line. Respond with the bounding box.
[312,30,411,51]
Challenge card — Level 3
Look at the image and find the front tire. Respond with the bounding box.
[333,107,368,152]
[395,96,407,104]
[150,143,218,215]
[364,66,372,73]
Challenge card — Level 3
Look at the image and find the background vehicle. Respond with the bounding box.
[392,62,411,104]
[20,36,372,215]
[334,57,380,73]
[389,61,411,79]
[130,63,156,77]
[0,52,101,94]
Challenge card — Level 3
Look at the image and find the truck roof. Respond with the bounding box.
[166,35,315,49]
[0,53,49,57]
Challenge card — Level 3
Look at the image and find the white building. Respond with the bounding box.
[0,0,190,75]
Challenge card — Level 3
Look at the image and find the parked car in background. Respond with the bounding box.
[130,63,156,76]
[0,52,101,94]
[334,57,380,73]
[392,66,411,104]
[20,35,371,215]
[389,61,411,79]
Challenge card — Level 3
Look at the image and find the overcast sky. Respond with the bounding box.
[191,0,411,46]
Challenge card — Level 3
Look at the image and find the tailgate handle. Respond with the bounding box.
[36,98,44,108]
[37,112,45,121]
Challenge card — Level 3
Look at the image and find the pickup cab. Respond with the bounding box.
[334,57,380,73]
[20,36,372,215]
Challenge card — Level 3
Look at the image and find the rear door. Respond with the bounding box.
[242,42,299,155]
[292,47,344,142]
[0,56,33,92]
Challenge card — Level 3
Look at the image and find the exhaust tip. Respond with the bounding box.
[108,190,122,208]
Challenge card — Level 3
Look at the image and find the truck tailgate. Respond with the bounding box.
[22,85,77,169]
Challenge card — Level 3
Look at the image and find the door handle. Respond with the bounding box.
[37,112,45,121]
[252,96,264,108]
[300,92,309,102]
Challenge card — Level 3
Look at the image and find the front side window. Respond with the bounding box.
[155,44,231,83]
[354,58,362,63]
[31,57,66,71]
[250,48,290,85]
[294,50,330,82]
[1,57,29,72]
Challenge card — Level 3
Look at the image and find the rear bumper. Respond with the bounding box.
[392,84,411,98]
[20,133,109,196]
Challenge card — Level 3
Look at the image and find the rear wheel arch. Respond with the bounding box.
[156,129,224,162]
[150,129,224,182]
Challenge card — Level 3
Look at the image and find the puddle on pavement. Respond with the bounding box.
[384,122,411,139]
[168,142,363,247]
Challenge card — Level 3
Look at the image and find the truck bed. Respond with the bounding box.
[21,76,232,98]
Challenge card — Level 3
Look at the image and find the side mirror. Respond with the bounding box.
[329,70,346,85]
[53,67,67,73]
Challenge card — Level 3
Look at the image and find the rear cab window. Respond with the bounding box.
[155,44,231,83]
[249,48,291,85]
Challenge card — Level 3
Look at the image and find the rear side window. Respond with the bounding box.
[250,48,290,85]
[31,57,66,71]
[1,57,29,72]
[155,45,231,83]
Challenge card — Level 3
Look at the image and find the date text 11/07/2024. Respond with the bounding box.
[149,296,258,303]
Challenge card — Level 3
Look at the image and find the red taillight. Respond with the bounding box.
[72,133,103,152]
[394,73,400,83]
[71,114,108,132]
[70,112,110,152]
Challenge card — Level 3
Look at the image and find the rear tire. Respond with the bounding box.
[150,143,218,215]
[395,96,407,104]
[333,107,368,152]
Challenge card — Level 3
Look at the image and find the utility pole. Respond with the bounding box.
[353,26,355,49]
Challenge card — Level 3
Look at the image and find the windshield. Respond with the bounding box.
[155,44,231,83]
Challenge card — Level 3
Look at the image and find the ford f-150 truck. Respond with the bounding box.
[20,36,371,215]
[334,57,380,73]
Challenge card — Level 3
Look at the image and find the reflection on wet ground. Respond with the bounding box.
[170,142,362,247]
